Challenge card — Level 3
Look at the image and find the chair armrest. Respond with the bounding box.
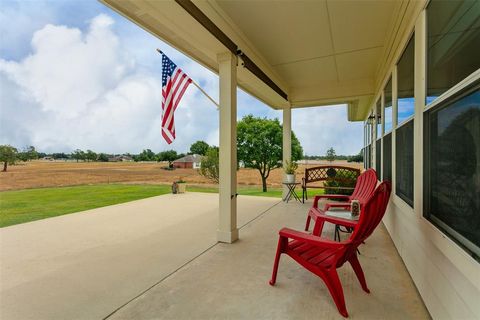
[312,194,350,208]
[309,209,358,228]
[279,227,343,248]
[324,203,351,211]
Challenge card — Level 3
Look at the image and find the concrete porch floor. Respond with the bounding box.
[0,193,430,319]
[108,197,430,320]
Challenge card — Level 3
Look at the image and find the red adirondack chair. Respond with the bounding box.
[305,168,377,235]
[269,181,391,318]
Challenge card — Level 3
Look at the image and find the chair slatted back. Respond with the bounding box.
[337,181,392,266]
[348,169,377,203]
[351,181,391,243]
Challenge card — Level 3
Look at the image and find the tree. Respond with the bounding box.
[347,151,364,163]
[18,146,38,162]
[135,149,156,162]
[72,149,85,162]
[52,152,68,160]
[326,147,336,162]
[0,145,18,172]
[190,140,210,156]
[157,150,178,167]
[237,115,303,192]
[85,150,97,162]
[98,153,109,162]
[199,147,219,183]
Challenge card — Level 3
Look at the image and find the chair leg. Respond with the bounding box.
[312,219,325,237]
[305,215,311,231]
[269,237,286,286]
[349,254,370,293]
[323,269,348,318]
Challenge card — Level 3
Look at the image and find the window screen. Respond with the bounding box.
[376,139,381,180]
[376,99,382,139]
[383,133,392,182]
[396,120,414,207]
[424,82,480,260]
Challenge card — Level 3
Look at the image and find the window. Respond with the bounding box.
[397,35,415,124]
[375,139,381,180]
[427,0,480,104]
[376,99,382,138]
[424,81,480,260]
[396,120,414,207]
[383,133,392,182]
[384,77,393,132]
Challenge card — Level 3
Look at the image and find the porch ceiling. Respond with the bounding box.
[101,0,404,121]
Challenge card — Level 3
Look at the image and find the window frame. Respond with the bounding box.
[423,79,480,261]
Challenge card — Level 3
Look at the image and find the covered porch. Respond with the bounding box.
[98,1,479,319]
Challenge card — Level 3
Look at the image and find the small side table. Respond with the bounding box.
[282,182,301,203]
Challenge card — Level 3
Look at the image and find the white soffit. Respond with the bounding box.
[209,0,398,118]
[101,0,405,120]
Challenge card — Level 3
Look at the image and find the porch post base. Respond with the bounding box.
[217,229,239,243]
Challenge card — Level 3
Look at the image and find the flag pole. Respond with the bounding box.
[156,49,219,109]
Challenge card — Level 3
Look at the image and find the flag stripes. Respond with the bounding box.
[161,53,192,144]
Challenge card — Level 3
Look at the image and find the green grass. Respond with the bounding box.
[0,184,323,228]
[0,184,171,228]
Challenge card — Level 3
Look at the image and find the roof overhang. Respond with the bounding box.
[100,0,424,121]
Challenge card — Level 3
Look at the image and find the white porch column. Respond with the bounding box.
[217,52,238,243]
[282,104,292,198]
[413,10,426,217]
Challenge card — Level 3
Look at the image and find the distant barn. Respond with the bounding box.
[172,154,202,169]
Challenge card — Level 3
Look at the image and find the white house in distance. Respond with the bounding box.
[101,0,479,318]
[172,154,202,169]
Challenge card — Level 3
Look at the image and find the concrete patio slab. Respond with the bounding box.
[107,200,430,320]
[0,193,279,320]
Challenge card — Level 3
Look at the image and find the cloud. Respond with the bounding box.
[0,13,220,154]
[292,105,364,156]
[0,3,364,156]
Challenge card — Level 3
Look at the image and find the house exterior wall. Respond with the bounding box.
[173,162,193,169]
[368,3,480,319]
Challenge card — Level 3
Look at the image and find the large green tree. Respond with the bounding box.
[190,140,210,156]
[157,150,178,167]
[237,115,303,192]
[0,145,18,172]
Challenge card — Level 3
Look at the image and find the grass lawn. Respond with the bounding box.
[0,184,171,228]
[0,184,322,228]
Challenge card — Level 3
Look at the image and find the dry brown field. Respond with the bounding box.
[0,160,363,191]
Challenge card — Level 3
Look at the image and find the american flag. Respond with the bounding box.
[161,53,192,144]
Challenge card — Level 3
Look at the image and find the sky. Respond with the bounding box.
[0,0,364,156]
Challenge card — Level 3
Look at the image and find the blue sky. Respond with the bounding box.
[0,0,363,155]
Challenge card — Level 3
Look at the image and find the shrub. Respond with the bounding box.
[324,169,359,196]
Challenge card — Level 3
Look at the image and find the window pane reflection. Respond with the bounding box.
[397,35,415,124]
[427,0,480,103]
[384,77,392,132]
